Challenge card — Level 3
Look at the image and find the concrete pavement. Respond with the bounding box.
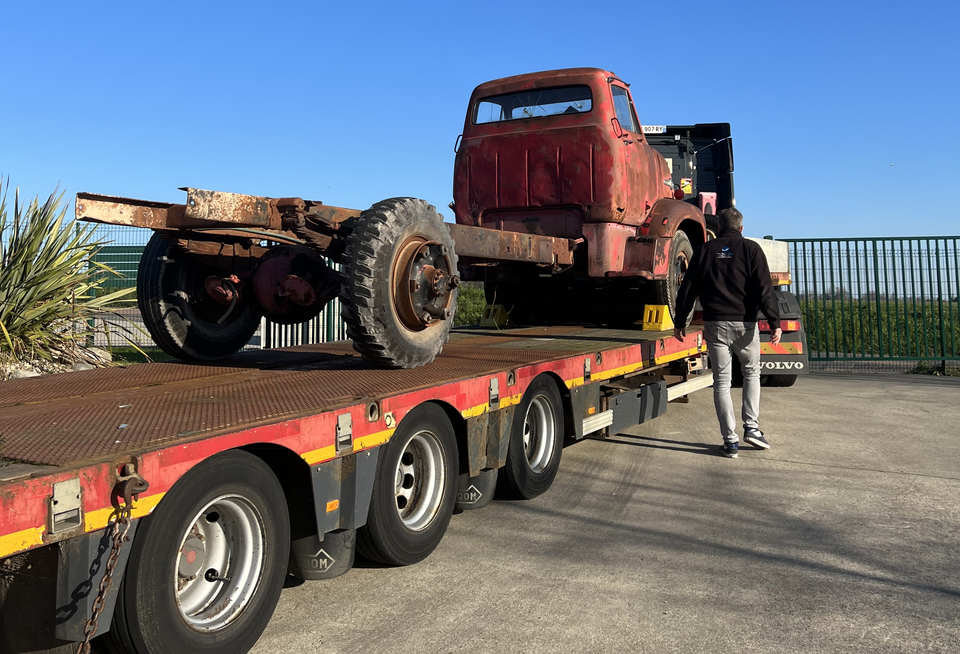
[251,373,960,654]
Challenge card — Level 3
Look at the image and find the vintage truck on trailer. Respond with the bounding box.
[73,68,707,371]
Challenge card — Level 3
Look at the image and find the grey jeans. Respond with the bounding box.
[705,321,761,443]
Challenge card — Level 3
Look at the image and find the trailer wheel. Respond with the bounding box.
[357,403,458,565]
[138,233,261,360]
[762,374,798,387]
[651,230,693,324]
[498,375,564,500]
[341,198,458,369]
[99,450,290,654]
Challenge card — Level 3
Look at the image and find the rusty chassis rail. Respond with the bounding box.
[76,189,360,242]
[77,189,578,268]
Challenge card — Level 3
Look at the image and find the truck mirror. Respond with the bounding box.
[610,117,623,139]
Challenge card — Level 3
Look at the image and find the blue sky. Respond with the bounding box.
[2,1,957,240]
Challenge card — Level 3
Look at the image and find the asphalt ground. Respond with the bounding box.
[251,372,960,654]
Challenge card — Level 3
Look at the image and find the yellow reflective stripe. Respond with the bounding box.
[354,428,395,450]
[84,492,166,532]
[0,526,45,558]
[460,403,489,419]
[0,491,169,558]
[301,427,397,466]
[301,445,336,466]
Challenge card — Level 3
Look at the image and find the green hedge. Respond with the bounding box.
[800,298,960,359]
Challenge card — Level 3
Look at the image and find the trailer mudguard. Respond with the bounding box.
[54,521,141,641]
[312,450,380,537]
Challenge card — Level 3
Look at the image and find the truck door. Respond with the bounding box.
[610,84,660,226]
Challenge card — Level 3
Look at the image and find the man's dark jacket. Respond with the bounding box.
[674,227,781,330]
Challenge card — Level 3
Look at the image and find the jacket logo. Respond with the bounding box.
[717,246,733,259]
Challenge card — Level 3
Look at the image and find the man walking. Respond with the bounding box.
[673,208,782,458]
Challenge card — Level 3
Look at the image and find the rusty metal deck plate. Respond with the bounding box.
[0,327,651,469]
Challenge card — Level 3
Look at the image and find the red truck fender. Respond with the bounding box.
[640,198,706,250]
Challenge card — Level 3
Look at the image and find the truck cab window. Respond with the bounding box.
[474,86,593,124]
[611,85,639,133]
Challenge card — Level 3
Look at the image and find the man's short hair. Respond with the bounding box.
[718,207,743,231]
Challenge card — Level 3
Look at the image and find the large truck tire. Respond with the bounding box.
[138,233,261,361]
[651,230,693,325]
[357,404,458,565]
[96,450,290,654]
[340,198,458,369]
[762,374,798,387]
[497,375,564,500]
[705,214,720,240]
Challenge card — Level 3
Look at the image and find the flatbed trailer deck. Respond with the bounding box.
[0,325,709,654]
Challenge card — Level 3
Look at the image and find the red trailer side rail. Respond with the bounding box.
[0,326,708,652]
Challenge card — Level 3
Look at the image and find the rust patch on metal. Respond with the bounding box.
[449,223,575,266]
[76,193,187,229]
[183,188,272,226]
[466,414,488,477]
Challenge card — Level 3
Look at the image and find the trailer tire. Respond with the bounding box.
[341,198,458,369]
[762,374,798,387]
[651,230,693,325]
[497,375,564,500]
[138,232,261,361]
[97,450,290,654]
[357,403,458,565]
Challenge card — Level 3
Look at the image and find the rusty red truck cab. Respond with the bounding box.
[452,68,706,323]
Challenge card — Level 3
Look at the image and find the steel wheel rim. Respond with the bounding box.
[523,394,556,473]
[175,495,265,632]
[395,431,446,531]
[390,236,455,333]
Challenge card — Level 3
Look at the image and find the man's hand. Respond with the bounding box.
[674,327,685,342]
[770,327,782,347]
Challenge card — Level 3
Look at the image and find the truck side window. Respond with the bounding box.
[611,86,639,133]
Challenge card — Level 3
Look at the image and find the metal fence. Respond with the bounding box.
[91,224,348,349]
[90,225,960,365]
[783,236,960,369]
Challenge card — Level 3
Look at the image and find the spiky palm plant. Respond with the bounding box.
[0,177,138,365]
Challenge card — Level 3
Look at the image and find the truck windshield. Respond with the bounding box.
[473,85,592,124]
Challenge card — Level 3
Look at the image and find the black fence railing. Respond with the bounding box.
[89,225,960,364]
[782,236,960,364]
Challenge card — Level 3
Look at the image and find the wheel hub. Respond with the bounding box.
[394,432,445,531]
[523,395,556,473]
[175,496,265,632]
[178,534,205,578]
[393,239,458,330]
